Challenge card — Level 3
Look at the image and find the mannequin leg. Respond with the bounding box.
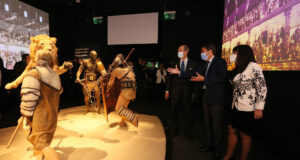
[82,87,90,114]
[95,86,101,114]
[34,150,43,160]
[35,154,44,160]
[41,146,60,160]
[115,95,138,127]
[115,95,130,111]
[119,116,127,127]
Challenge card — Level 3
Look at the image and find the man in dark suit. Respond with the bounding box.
[165,44,196,137]
[191,42,227,159]
[13,54,30,79]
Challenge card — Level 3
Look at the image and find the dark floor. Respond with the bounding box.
[130,97,281,160]
[0,88,292,160]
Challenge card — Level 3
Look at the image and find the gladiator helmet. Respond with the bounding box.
[112,53,126,68]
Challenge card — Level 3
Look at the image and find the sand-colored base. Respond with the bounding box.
[0,106,166,160]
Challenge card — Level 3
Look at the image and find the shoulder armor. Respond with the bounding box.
[97,61,105,71]
[35,66,61,91]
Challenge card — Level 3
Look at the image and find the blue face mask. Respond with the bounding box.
[201,52,208,61]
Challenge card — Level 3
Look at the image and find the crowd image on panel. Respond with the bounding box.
[0,0,49,70]
[222,0,300,70]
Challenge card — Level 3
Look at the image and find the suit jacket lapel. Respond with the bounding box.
[186,59,190,70]
[177,59,190,71]
[207,57,216,76]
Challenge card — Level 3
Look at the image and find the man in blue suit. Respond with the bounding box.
[191,42,227,159]
[166,44,196,137]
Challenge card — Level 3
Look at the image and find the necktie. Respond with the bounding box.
[205,61,210,77]
[180,60,185,72]
[203,62,210,89]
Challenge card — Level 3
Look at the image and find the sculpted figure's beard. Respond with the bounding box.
[35,51,54,68]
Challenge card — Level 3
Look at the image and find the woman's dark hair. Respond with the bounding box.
[232,45,238,53]
[0,58,4,70]
[233,45,256,74]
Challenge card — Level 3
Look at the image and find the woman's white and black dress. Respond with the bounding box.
[230,62,267,134]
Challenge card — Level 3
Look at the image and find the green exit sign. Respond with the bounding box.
[93,16,103,24]
[164,11,176,20]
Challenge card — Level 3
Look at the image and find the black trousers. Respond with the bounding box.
[170,85,192,134]
[154,83,165,100]
[202,90,224,153]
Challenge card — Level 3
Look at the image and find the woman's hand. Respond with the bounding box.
[165,92,169,100]
[254,109,263,119]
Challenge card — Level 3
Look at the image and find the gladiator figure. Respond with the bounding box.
[106,54,138,127]
[76,50,107,114]
[20,49,62,160]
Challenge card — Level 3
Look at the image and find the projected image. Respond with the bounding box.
[108,12,159,45]
[0,0,49,70]
[222,0,300,70]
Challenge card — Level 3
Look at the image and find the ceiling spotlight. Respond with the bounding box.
[75,0,81,3]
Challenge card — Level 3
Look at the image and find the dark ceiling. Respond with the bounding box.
[19,0,219,14]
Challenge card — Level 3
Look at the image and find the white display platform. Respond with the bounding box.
[0,106,166,160]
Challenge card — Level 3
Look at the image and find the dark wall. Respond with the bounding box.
[262,71,300,158]
[48,1,224,65]
[161,1,224,63]
[49,7,163,66]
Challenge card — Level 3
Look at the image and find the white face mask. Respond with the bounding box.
[201,52,208,61]
[229,54,237,63]
[178,52,184,59]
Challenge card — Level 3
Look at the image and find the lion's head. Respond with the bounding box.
[29,34,58,69]
[4,34,71,90]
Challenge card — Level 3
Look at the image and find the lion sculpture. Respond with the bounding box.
[5,34,73,90]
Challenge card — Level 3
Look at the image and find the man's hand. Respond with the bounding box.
[75,78,80,83]
[167,65,180,75]
[19,116,32,130]
[165,92,169,100]
[105,90,110,98]
[254,109,263,119]
[190,72,205,81]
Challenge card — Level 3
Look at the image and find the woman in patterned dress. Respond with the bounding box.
[223,45,267,160]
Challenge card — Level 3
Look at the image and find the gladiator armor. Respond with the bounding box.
[76,50,107,113]
[106,54,138,127]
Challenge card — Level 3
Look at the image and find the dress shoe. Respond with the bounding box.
[168,128,178,137]
[198,146,214,152]
[214,152,221,160]
[185,131,194,140]
[222,155,236,160]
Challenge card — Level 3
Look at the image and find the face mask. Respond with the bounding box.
[230,54,237,63]
[178,52,184,59]
[201,52,208,61]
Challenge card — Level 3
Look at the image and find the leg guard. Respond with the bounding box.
[117,106,138,127]
[119,117,127,127]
